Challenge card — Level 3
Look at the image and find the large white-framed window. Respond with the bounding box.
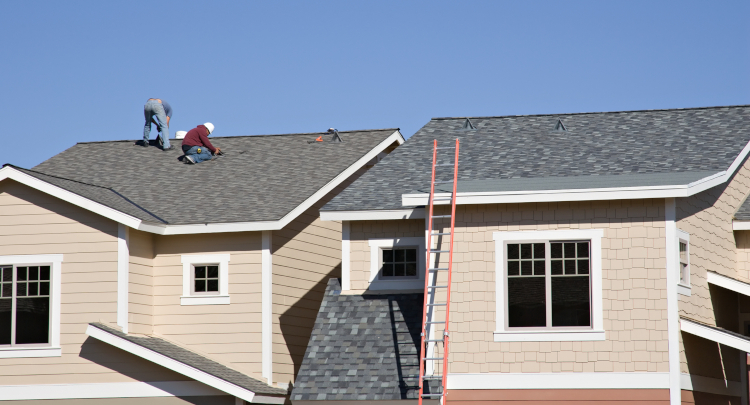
[676,229,691,296]
[180,254,230,305]
[493,230,605,341]
[368,237,425,290]
[0,254,62,358]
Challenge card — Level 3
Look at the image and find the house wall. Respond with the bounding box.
[152,231,264,378]
[0,180,186,385]
[349,198,670,374]
[128,229,154,335]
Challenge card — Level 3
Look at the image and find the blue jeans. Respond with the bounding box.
[143,100,171,148]
[185,146,213,163]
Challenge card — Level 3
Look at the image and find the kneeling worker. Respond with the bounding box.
[182,122,221,164]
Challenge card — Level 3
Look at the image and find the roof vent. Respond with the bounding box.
[461,118,476,131]
[554,119,567,132]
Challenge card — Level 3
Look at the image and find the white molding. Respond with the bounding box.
[0,254,63,357]
[681,373,745,397]
[665,198,681,405]
[117,224,129,333]
[402,170,736,207]
[446,372,670,390]
[677,284,692,297]
[0,130,405,236]
[680,318,750,353]
[367,237,425,290]
[0,381,225,400]
[342,221,351,290]
[492,229,604,337]
[676,229,690,296]
[85,325,258,402]
[180,254,230,305]
[734,221,750,230]
[320,208,425,222]
[707,271,750,297]
[262,230,272,384]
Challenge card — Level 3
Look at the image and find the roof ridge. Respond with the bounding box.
[75,128,401,145]
[6,164,113,190]
[432,104,750,121]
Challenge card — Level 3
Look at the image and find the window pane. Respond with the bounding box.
[507,261,519,276]
[564,243,576,258]
[508,277,546,327]
[17,267,27,281]
[207,266,219,278]
[195,266,206,279]
[1,267,11,282]
[533,243,545,259]
[395,249,405,262]
[382,264,394,277]
[40,266,50,281]
[551,260,563,275]
[17,283,26,296]
[195,280,206,292]
[577,242,589,258]
[1,284,10,298]
[40,282,50,296]
[551,276,591,327]
[564,260,576,275]
[28,267,39,281]
[508,244,519,260]
[533,260,545,275]
[551,243,562,259]
[28,283,38,296]
[15,297,50,344]
[406,263,417,277]
[383,250,393,263]
[521,261,532,276]
[406,249,416,262]
[520,244,532,259]
[0,298,9,345]
[207,280,219,292]
[578,260,590,275]
[395,263,405,277]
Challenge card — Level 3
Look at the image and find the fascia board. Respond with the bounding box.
[320,208,425,221]
[401,171,726,206]
[85,325,256,402]
[706,271,750,297]
[0,166,142,229]
[680,318,750,353]
[733,221,750,230]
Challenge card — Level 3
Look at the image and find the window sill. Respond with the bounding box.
[0,347,61,358]
[677,284,691,296]
[494,330,606,342]
[180,295,230,306]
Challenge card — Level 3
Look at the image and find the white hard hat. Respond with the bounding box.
[204,122,215,134]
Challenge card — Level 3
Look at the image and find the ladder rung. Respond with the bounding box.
[429,268,449,271]
[425,321,445,324]
[431,232,451,235]
[429,250,449,253]
[423,357,444,361]
[436,147,455,149]
[434,180,453,184]
[423,375,443,379]
[421,393,445,397]
[426,303,446,306]
[432,215,452,218]
[424,339,444,342]
[427,285,447,289]
[434,163,454,166]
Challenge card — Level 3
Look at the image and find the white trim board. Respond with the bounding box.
[447,372,670,390]
[680,318,750,353]
[706,271,750,297]
[85,325,283,403]
[0,130,404,236]
[321,208,425,222]
[665,199,681,405]
[342,221,351,290]
[261,231,273,383]
[117,224,129,333]
[681,373,745,397]
[734,221,750,230]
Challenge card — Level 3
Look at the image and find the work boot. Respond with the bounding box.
[163,146,175,151]
[184,156,195,164]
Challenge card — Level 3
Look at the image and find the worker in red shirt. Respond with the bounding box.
[182,123,221,164]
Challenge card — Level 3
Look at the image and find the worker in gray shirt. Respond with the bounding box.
[142,98,173,150]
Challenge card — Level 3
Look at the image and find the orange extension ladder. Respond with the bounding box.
[418,139,459,405]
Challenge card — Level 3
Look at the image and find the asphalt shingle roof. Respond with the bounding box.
[89,322,287,396]
[323,106,750,212]
[292,279,440,401]
[24,129,397,225]
[735,194,750,220]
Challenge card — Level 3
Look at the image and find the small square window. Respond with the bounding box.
[380,248,418,279]
[679,240,689,286]
[193,265,220,295]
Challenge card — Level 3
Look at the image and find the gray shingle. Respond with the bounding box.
[27,129,397,225]
[292,279,440,401]
[323,106,750,212]
[89,322,287,396]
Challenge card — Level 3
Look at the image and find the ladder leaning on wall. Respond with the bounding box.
[418,138,459,405]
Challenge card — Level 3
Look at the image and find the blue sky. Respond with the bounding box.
[2,1,748,169]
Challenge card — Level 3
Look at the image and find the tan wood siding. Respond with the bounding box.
[128,229,154,335]
[448,388,670,404]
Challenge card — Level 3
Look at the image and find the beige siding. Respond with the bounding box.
[349,198,669,374]
[271,203,342,385]
[0,180,184,384]
[128,229,154,335]
[152,232,263,379]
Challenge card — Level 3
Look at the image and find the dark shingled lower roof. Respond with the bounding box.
[89,323,287,397]
[292,279,440,401]
[323,105,750,212]
[735,194,750,221]
[26,129,397,225]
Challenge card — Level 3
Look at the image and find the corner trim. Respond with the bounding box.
[85,324,257,402]
[342,221,351,290]
[665,198,681,405]
[261,231,273,384]
[117,224,129,333]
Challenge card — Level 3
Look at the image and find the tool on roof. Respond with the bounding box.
[419,138,459,405]
[307,128,343,144]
